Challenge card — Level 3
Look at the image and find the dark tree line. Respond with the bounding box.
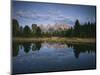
[73,20,96,38]
[12,19,96,38]
[12,19,41,37]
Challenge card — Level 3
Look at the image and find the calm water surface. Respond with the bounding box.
[12,42,96,74]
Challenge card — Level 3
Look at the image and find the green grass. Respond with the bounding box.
[13,37,96,44]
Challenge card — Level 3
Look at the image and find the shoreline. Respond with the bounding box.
[13,37,96,44]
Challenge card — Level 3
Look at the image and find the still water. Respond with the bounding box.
[12,42,96,74]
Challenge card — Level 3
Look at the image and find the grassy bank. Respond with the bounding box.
[13,37,96,44]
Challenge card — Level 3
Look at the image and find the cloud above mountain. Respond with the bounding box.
[14,9,74,26]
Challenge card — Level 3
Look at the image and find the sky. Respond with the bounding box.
[12,1,96,27]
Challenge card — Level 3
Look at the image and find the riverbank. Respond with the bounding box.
[13,37,96,44]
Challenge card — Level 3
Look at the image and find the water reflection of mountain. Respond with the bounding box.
[12,42,96,58]
[42,42,68,49]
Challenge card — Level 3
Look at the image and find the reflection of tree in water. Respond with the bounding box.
[12,42,19,57]
[13,42,95,58]
[67,44,73,48]
[22,42,42,53]
[12,42,42,56]
[32,42,41,51]
[22,43,31,53]
[71,44,96,59]
[67,43,96,58]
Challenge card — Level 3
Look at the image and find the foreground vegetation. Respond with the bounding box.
[13,37,96,44]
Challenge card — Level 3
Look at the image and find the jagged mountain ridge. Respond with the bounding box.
[39,23,71,32]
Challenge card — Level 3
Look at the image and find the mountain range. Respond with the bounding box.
[39,23,71,32]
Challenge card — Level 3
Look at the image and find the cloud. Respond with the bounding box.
[14,10,74,25]
[15,10,37,19]
[54,18,74,26]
